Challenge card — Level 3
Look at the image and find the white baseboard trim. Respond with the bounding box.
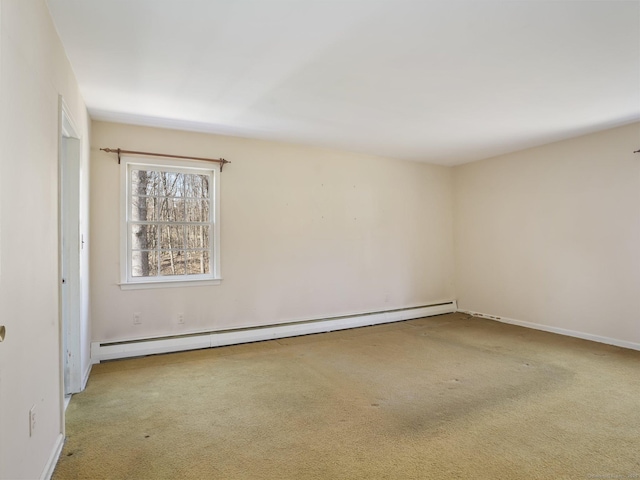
[81,362,92,390]
[41,433,64,480]
[91,301,457,363]
[459,309,640,352]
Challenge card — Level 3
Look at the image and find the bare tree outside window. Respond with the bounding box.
[129,166,212,279]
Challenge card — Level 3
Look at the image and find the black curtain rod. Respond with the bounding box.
[100,148,230,171]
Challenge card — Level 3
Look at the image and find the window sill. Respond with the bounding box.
[119,278,222,290]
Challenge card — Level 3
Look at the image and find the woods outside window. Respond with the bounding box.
[120,156,221,288]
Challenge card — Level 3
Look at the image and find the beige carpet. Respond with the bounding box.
[53,313,640,479]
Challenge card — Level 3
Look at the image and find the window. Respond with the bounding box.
[120,156,220,288]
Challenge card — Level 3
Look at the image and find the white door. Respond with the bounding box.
[60,118,82,395]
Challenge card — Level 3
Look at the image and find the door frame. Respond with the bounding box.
[58,98,83,406]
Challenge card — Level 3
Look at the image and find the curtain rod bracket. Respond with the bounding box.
[100,147,230,171]
[100,147,122,163]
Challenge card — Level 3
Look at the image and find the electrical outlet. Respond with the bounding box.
[29,405,36,437]
[177,313,185,325]
[133,312,142,325]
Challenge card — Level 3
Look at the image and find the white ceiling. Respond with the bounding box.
[47,0,639,166]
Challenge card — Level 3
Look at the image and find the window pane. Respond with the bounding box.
[160,250,185,276]
[131,196,158,221]
[158,198,185,222]
[158,172,184,197]
[160,225,185,250]
[132,251,158,277]
[131,170,159,196]
[186,225,209,249]
[184,174,197,197]
[132,224,157,250]
[184,174,209,198]
[185,199,209,222]
[187,250,210,274]
[202,176,209,198]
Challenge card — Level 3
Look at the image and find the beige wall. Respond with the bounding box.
[92,122,640,349]
[0,0,90,478]
[90,121,455,343]
[454,122,640,346]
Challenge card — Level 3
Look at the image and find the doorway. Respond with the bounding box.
[59,99,83,397]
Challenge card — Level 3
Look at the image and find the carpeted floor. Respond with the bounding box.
[53,313,640,479]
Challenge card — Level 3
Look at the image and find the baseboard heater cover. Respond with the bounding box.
[91,301,457,363]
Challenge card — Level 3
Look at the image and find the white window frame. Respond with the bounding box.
[119,155,221,290]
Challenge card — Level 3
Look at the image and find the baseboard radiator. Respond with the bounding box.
[91,301,457,363]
